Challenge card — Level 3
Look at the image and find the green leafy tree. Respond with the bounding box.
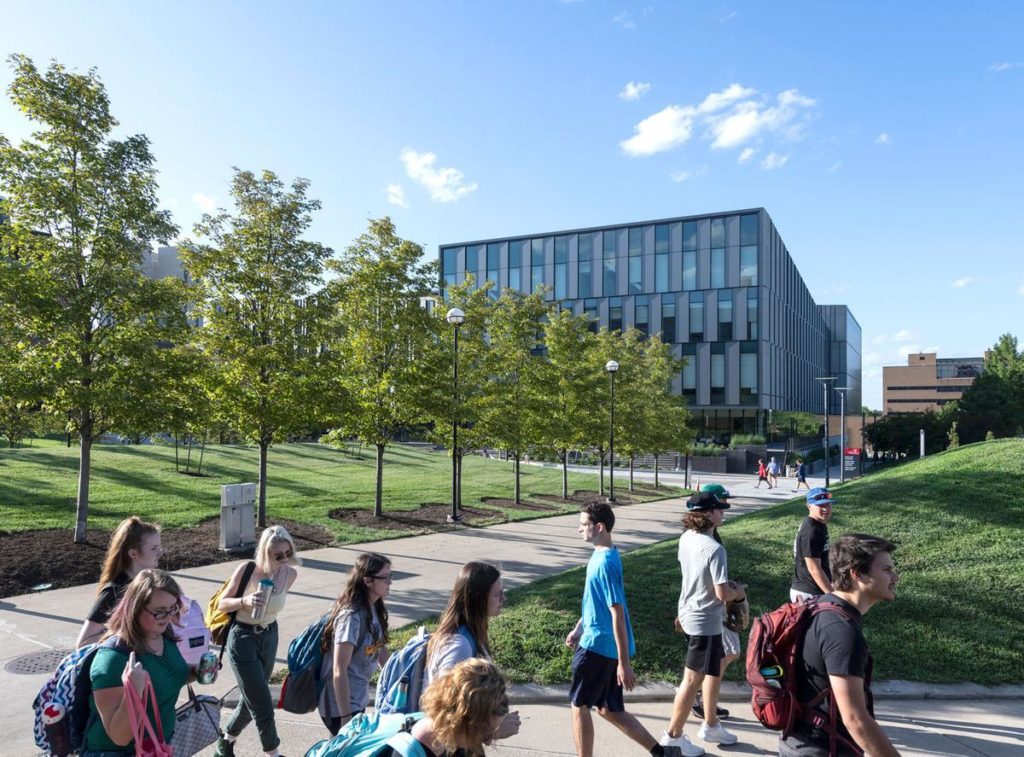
[956,334,1024,442]
[180,169,333,527]
[637,335,693,488]
[325,217,437,516]
[0,55,186,541]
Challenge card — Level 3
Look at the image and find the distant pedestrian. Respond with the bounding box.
[565,503,683,757]
[779,534,901,756]
[790,488,834,602]
[756,459,772,489]
[768,457,780,488]
[792,458,810,492]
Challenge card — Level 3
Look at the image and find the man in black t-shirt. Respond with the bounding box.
[779,534,902,757]
[790,487,833,602]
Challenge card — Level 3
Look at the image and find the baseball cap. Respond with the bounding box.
[687,491,731,511]
[701,483,731,499]
[806,487,835,507]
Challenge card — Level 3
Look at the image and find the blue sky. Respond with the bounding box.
[2,1,1022,409]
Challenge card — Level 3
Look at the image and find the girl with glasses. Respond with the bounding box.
[214,526,301,757]
[318,552,393,735]
[77,516,163,649]
[82,569,192,755]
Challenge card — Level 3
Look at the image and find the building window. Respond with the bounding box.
[628,256,642,293]
[740,245,757,286]
[609,296,623,333]
[740,213,758,246]
[508,241,524,291]
[442,246,459,297]
[635,295,649,338]
[740,341,757,405]
[531,239,544,294]
[554,236,568,300]
[689,292,704,341]
[604,257,617,296]
[718,290,733,341]
[682,251,696,291]
[711,217,726,248]
[661,299,676,343]
[466,245,482,286]
[711,248,725,289]
[584,299,598,333]
[486,243,500,298]
[655,224,669,254]
[603,230,616,259]
[710,343,725,405]
[747,290,758,339]
[629,227,642,257]
[682,343,696,403]
[579,258,592,298]
[683,221,698,251]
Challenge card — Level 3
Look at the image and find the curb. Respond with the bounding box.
[228,680,1024,710]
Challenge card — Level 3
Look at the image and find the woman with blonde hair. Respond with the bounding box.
[83,569,191,755]
[213,525,301,757]
[318,552,392,735]
[77,516,163,648]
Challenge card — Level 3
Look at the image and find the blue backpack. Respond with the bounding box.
[304,711,426,757]
[278,613,332,714]
[32,636,129,755]
[374,625,478,715]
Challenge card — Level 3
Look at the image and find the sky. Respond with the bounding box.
[1,1,1022,410]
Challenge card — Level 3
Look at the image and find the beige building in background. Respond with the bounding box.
[883,352,983,414]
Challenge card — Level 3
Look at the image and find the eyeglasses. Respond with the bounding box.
[273,550,294,561]
[368,574,393,584]
[144,606,181,621]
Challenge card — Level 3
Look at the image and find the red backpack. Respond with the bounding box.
[745,598,871,756]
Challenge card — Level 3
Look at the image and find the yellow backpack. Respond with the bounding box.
[206,561,255,646]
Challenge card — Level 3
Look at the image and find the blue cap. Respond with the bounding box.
[806,487,835,507]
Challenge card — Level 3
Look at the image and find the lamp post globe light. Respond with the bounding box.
[446,307,465,523]
[606,360,619,503]
[835,386,850,484]
[814,376,836,488]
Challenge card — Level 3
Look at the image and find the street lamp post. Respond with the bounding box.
[814,376,835,487]
[835,386,850,484]
[606,360,619,503]
[446,307,465,523]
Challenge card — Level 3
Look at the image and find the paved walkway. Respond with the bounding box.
[3,471,1021,755]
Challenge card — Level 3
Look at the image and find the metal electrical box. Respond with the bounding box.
[220,482,257,552]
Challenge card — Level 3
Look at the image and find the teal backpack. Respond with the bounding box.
[304,711,426,757]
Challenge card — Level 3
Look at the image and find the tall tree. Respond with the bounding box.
[325,217,437,516]
[0,55,185,541]
[180,169,332,527]
[956,334,1024,442]
[637,335,693,488]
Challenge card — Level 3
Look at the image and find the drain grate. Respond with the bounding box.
[5,648,73,675]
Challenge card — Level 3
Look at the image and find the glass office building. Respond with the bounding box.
[440,208,861,437]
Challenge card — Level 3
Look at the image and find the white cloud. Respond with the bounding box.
[400,149,478,203]
[612,11,636,29]
[989,61,1024,72]
[738,147,756,164]
[697,84,757,114]
[706,88,816,149]
[619,81,651,101]
[893,329,914,342]
[760,151,789,170]
[875,132,892,145]
[670,165,709,182]
[714,10,740,23]
[620,105,696,157]
[192,193,216,212]
[386,184,408,208]
[827,160,843,173]
[951,276,974,288]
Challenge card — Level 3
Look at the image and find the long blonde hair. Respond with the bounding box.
[254,525,302,574]
[103,569,182,654]
[98,517,160,591]
[420,658,508,756]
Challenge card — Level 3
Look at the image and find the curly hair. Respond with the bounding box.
[322,552,390,652]
[103,569,182,654]
[420,658,509,756]
[428,562,500,663]
[581,502,615,532]
[98,516,160,590]
[830,533,897,591]
[682,511,715,532]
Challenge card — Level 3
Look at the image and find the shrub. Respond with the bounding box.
[728,434,765,448]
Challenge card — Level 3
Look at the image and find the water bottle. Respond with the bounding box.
[197,651,219,684]
[250,578,274,622]
[42,702,72,755]
[392,676,409,712]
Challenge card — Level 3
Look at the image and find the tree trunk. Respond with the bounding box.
[655,456,660,488]
[561,449,569,499]
[174,432,180,472]
[74,429,93,543]
[258,439,269,528]
[629,456,635,492]
[185,434,193,473]
[374,443,385,517]
[457,451,463,508]
[514,452,521,504]
[197,432,207,475]
[598,447,606,497]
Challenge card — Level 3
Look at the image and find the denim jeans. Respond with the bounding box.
[224,620,280,752]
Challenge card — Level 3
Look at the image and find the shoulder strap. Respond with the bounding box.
[456,624,480,655]
[218,561,257,665]
[385,731,427,757]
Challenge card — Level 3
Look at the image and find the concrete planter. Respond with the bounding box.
[689,455,727,473]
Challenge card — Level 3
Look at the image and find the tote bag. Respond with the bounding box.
[124,676,173,757]
[169,685,221,756]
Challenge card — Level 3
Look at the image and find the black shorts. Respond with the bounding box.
[685,633,723,676]
[569,646,625,712]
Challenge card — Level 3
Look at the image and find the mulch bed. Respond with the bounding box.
[329,503,495,531]
[0,518,334,600]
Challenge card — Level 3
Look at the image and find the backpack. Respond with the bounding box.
[32,636,130,756]
[173,594,211,666]
[374,625,478,716]
[746,598,869,755]
[206,560,256,647]
[278,612,331,714]
[304,711,426,757]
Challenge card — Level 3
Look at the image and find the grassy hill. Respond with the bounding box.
[483,438,1024,685]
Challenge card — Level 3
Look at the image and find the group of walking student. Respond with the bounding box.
[61,481,901,757]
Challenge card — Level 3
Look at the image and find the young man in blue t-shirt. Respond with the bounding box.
[565,503,683,757]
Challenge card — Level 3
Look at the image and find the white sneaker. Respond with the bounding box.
[698,721,738,745]
[659,730,705,757]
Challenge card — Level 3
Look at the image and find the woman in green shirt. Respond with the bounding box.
[84,569,191,755]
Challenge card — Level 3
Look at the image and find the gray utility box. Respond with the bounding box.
[220,482,257,552]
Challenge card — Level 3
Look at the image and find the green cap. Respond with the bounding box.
[701,483,731,498]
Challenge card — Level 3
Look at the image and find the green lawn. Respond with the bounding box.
[478,438,1024,685]
[0,442,680,541]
